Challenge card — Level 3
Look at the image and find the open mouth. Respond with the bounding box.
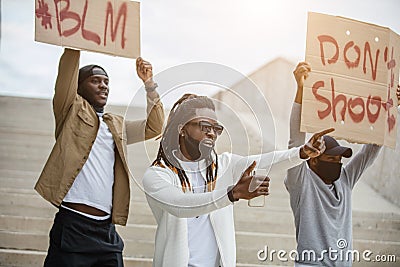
[202,138,214,147]
[99,91,108,99]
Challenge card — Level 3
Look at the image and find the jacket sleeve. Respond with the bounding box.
[125,92,165,144]
[143,166,232,218]
[53,48,80,138]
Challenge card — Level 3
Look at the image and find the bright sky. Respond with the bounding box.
[0,0,399,107]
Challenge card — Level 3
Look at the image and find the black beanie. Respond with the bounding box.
[78,64,108,85]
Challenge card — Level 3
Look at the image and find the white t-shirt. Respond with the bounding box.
[180,160,220,267]
[63,112,115,216]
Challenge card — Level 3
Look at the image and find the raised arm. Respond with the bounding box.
[285,62,312,188]
[289,62,311,148]
[290,62,333,157]
[343,85,399,187]
[126,57,165,144]
[344,144,381,189]
[53,48,80,138]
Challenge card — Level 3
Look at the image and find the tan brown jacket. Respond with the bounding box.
[34,48,164,226]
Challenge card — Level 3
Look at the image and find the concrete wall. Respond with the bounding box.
[214,58,297,151]
[362,108,400,206]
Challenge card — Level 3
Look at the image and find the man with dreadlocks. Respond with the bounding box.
[143,93,332,267]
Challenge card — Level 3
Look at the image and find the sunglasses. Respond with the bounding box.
[188,120,224,135]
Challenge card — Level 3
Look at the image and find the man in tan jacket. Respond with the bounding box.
[35,48,164,266]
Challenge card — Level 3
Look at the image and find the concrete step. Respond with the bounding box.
[0,178,37,190]
[1,227,399,266]
[1,95,400,267]
[0,191,394,224]
[0,230,154,258]
[0,170,39,180]
[0,130,53,144]
[235,230,400,265]
[0,160,44,173]
[0,248,287,267]
[0,248,152,267]
[0,135,52,158]
[1,213,399,248]
[3,213,398,244]
[1,189,400,233]
[0,145,52,160]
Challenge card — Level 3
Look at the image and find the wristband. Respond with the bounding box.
[227,185,238,202]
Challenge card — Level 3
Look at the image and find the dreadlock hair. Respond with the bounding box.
[152,94,219,192]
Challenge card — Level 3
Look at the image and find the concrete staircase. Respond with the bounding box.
[1,96,399,266]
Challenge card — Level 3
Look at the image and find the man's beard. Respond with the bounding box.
[183,134,214,161]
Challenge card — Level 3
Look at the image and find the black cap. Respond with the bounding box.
[323,136,353,158]
[78,64,108,85]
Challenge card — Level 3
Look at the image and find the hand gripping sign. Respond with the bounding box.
[303,12,399,148]
[35,0,140,58]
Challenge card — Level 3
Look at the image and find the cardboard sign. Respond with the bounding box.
[35,0,140,58]
[303,12,400,148]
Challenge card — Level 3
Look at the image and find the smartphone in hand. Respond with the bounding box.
[248,170,266,207]
[248,195,265,207]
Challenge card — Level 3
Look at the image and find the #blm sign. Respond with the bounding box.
[302,12,399,148]
[35,0,140,58]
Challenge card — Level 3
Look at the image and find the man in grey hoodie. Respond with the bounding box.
[285,62,383,267]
